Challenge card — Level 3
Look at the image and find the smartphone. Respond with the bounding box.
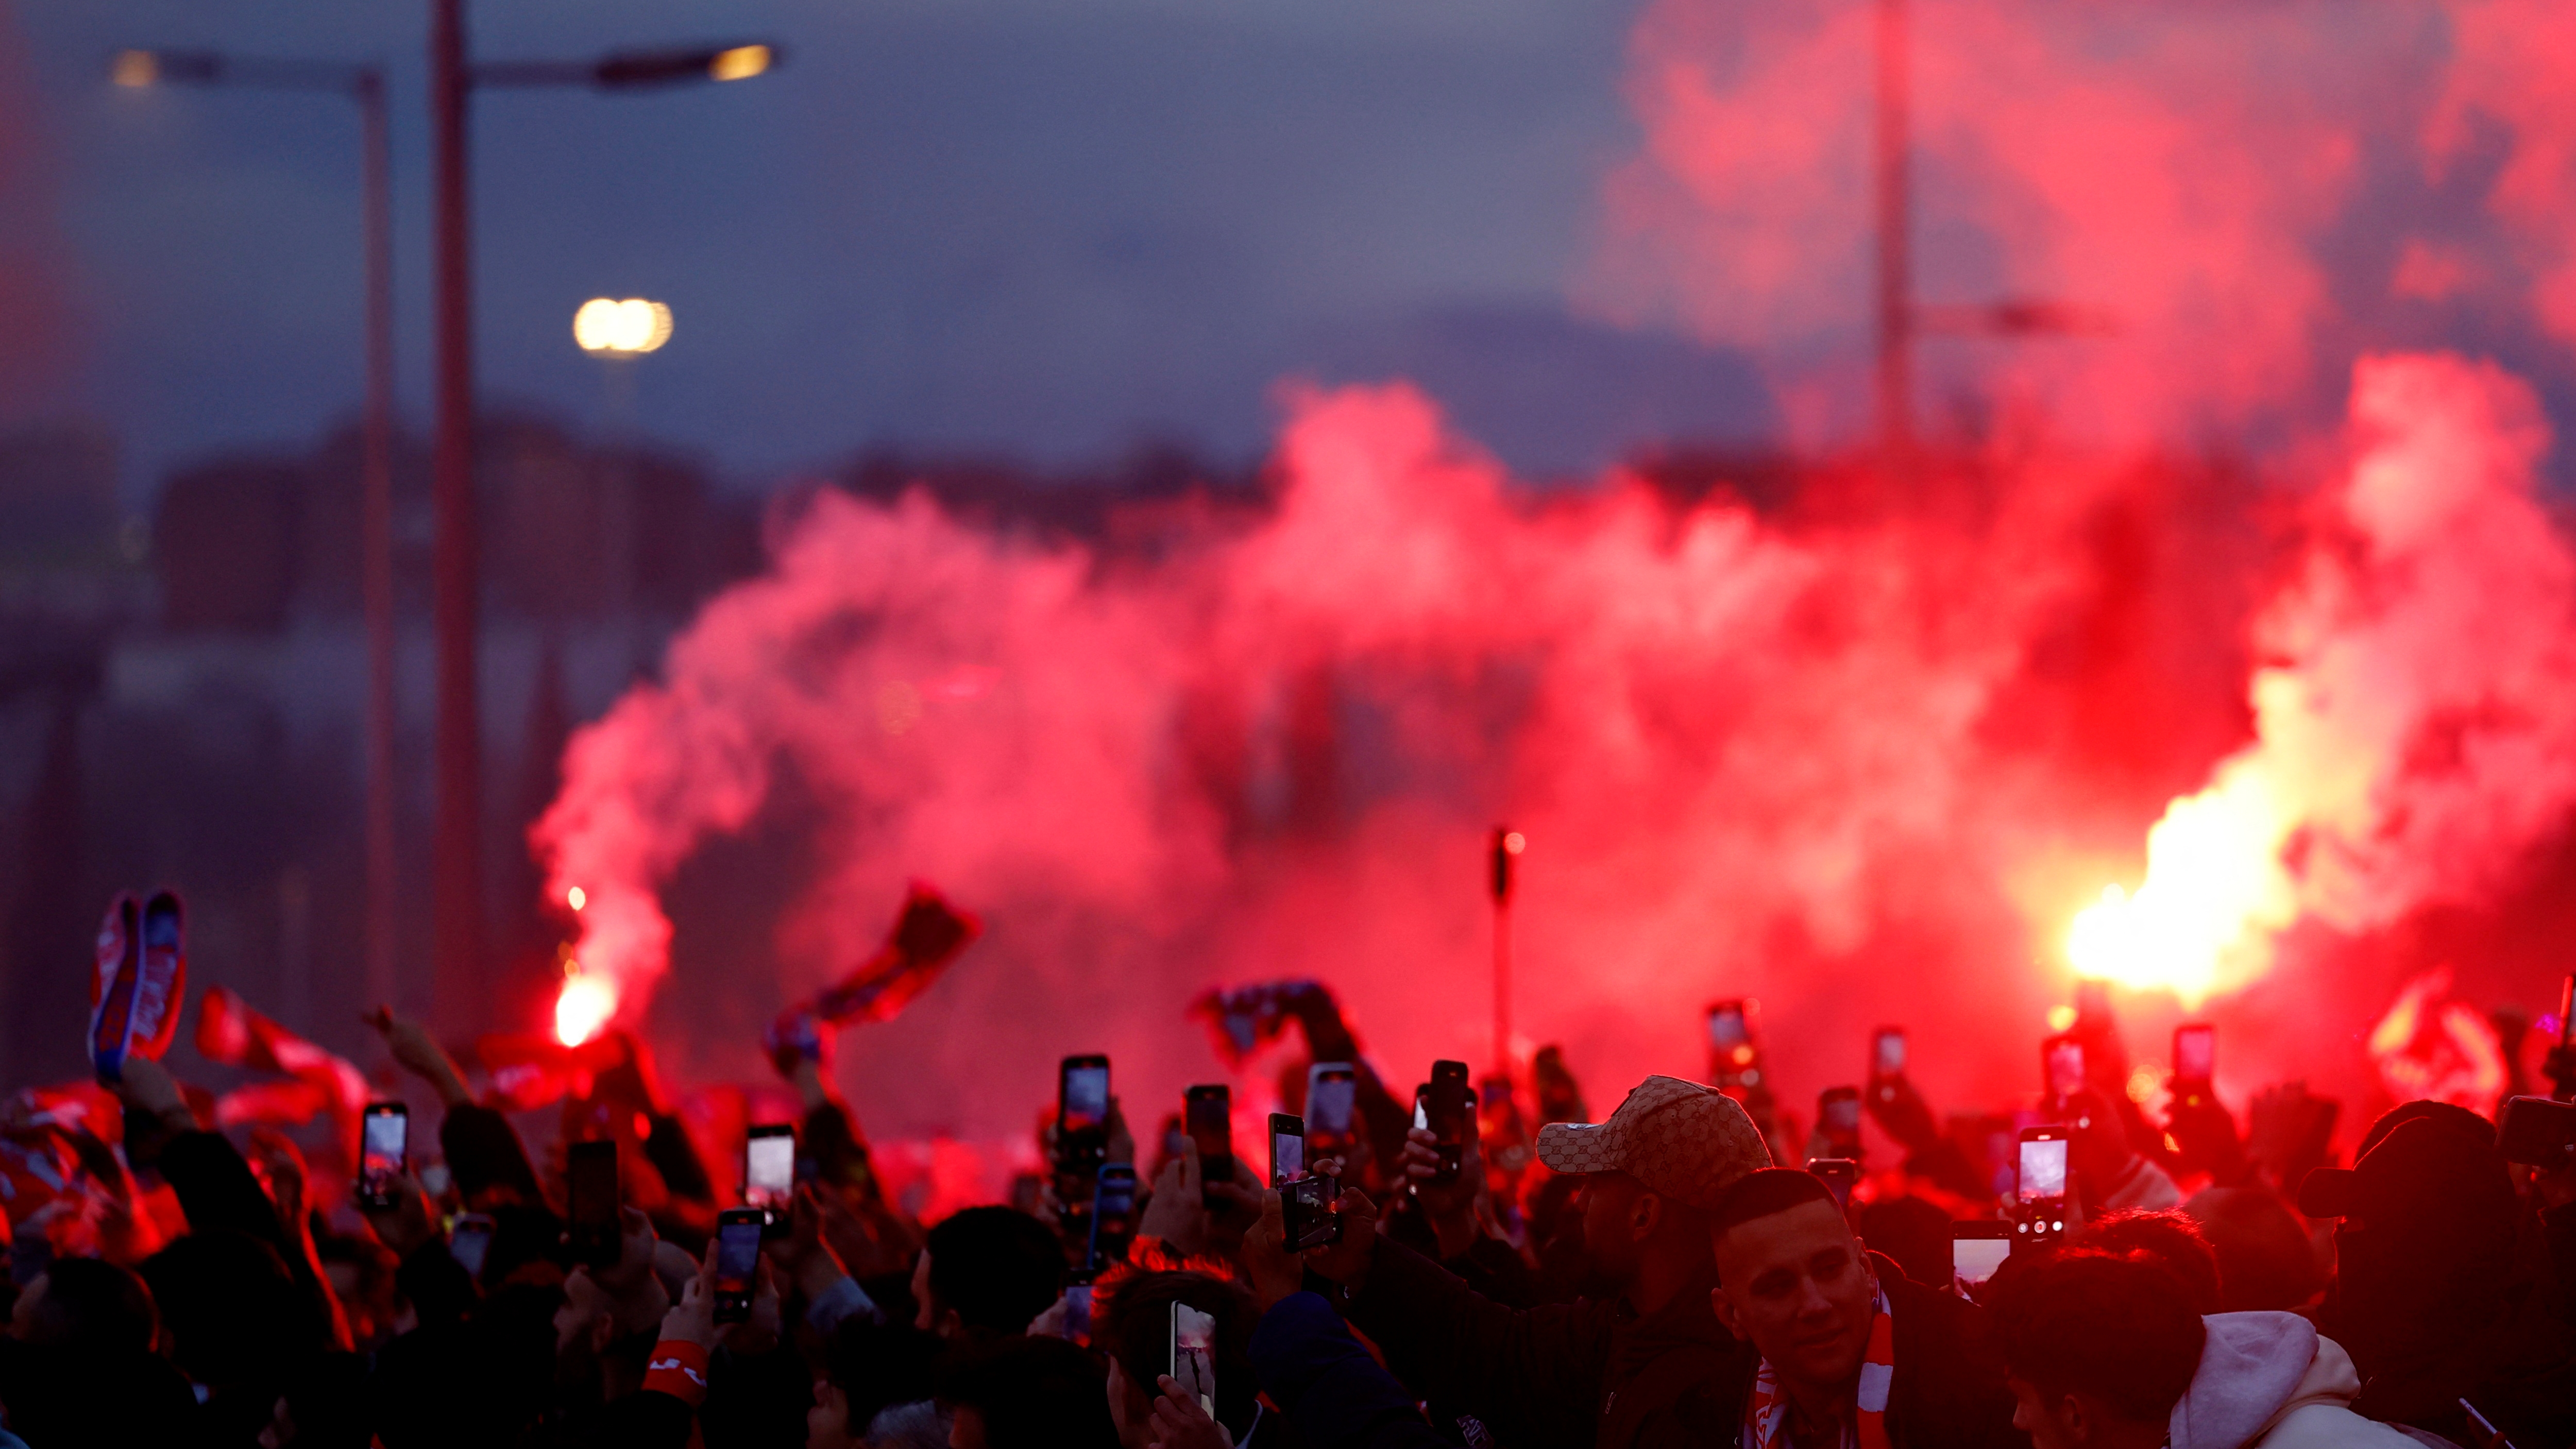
[1170,1301,1218,1417]
[1429,1059,1471,1183]
[1306,1063,1358,1150]
[1057,1054,1111,1171]
[1807,1156,1860,1209]
[2498,1096,2576,1169]
[714,1207,764,1324]
[1872,1028,1907,1079]
[2173,1024,2215,1086]
[1185,1085,1234,1199]
[2042,1035,2086,1101]
[1952,1220,2013,1292]
[1062,1283,1094,1342]
[360,1102,408,1211]
[1818,1086,1862,1143]
[1268,1113,1341,1250]
[2015,1128,2070,1242]
[744,1123,795,1213]
[1706,1000,1755,1078]
[1089,1163,1140,1271]
[449,1212,495,1278]
[567,1139,620,1269]
[1268,1112,1306,1186]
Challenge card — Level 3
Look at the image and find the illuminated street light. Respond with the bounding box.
[573,297,673,355]
[709,45,772,81]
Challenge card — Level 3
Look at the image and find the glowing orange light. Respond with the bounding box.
[2125,1066,2162,1103]
[1502,831,1526,855]
[573,298,672,355]
[2064,763,2299,1007]
[112,50,158,88]
[2045,1004,2077,1032]
[555,975,615,1046]
[708,44,771,81]
[567,885,586,911]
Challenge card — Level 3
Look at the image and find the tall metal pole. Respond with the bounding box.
[431,0,485,1032]
[1874,0,1913,458]
[357,67,400,1015]
[1490,828,1517,1076]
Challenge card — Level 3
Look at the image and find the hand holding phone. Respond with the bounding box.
[2015,1128,2069,1243]
[360,1102,409,1212]
[744,1123,795,1214]
[1169,1302,1218,1417]
[1057,1055,1112,1173]
[714,1208,764,1324]
[1268,1113,1341,1251]
[1428,1060,1471,1185]
[1185,1085,1233,1206]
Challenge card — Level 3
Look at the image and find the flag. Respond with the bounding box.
[1186,980,1325,1069]
[195,987,370,1147]
[767,882,981,1074]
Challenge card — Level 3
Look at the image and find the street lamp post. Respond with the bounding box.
[113,50,403,1021]
[426,14,781,1034]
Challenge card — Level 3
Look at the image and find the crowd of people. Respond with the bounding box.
[2,971,2573,1449]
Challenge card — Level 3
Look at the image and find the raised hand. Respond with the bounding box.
[1146,1374,1234,1449]
[363,1008,473,1108]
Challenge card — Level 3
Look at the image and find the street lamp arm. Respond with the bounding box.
[111,48,379,94]
[473,41,783,91]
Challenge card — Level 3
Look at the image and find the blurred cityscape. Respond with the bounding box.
[0,403,1799,1089]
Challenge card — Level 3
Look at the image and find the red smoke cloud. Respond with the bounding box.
[534,0,2576,1140]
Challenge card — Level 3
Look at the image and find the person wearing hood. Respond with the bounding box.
[1255,1075,1771,1449]
[1990,1250,2419,1449]
[2299,1108,2576,1449]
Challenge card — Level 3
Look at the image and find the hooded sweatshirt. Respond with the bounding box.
[2168,1313,2424,1449]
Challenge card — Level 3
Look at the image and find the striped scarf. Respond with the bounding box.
[1740,1283,1895,1449]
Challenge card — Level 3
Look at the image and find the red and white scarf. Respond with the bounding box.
[1741,1282,1894,1449]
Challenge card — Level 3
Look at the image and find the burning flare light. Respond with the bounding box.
[555,971,616,1047]
[2068,353,2576,1007]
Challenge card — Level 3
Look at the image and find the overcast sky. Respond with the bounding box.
[5,0,1783,498]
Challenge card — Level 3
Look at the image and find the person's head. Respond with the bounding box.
[2069,1209,2221,1314]
[1854,1196,1953,1290]
[258,1352,374,1449]
[2297,1112,2518,1362]
[1094,1270,1262,1449]
[1707,1170,1877,1393]
[1987,1250,2205,1449]
[552,1266,664,1405]
[810,1317,946,1449]
[1533,1075,1770,1291]
[917,1207,1065,1341]
[139,1230,316,1393]
[2181,1187,2321,1312]
[937,1334,1119,1449]
[9,1256,158,1356]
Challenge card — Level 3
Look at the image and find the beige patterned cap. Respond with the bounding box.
[1534,1074,1772,1212]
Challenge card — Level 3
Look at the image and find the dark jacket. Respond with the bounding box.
[1254,1291,1453,1449]
[1331,1232,1736,1449]
[1300,1241,2021,1449]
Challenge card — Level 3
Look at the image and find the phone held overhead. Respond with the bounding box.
[1269,1112,1341,1251]
[359,1101,408,1212]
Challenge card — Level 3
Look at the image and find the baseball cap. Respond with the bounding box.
[2296,1114,2516,1239]
[1535,1075,1772,1212]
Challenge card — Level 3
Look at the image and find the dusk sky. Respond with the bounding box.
[6,0,1787,499]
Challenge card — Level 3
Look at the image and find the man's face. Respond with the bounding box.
[2007,1377,2081,1449]
[1710,1200,1876,1392]
[1578,1173,1647,1287]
